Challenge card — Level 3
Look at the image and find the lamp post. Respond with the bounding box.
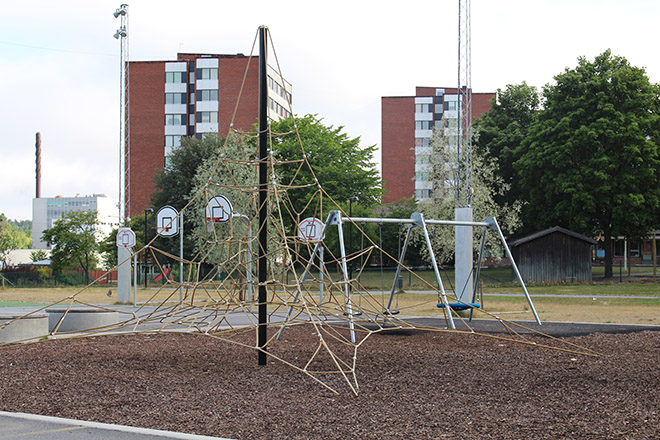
[143,207,153,289]
[114,4,129,222]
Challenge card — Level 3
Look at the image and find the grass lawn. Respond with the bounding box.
[1,269,658,326]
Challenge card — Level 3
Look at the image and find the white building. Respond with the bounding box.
[32,194,119,249]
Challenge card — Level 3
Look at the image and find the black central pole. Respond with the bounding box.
[257,26,268,366]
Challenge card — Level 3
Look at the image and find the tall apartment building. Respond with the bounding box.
[127,53,292,217]
[32,194,118,249]
[381,87,494,203]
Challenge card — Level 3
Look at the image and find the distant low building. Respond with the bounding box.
[4,249,50,267]
[32,194,119,250]
[509,227,597,284]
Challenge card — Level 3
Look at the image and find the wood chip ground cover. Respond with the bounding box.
[0,328,658,439]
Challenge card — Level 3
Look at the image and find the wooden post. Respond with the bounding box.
[653,235,657,282]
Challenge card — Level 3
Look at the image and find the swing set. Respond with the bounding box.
[283,210,540,340]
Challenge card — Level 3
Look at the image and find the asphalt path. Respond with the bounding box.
[0,411,233,440]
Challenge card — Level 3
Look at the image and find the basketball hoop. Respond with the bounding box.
[153,225,171,235]
[156,206,179,237]
[203,217,218,234]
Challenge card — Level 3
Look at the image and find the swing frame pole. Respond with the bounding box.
[411,212,456,329]
[486,216,541,325]
[469,226,488,321]
[335,211,357,343]
[386,223,413,312]
[276,212,333,341]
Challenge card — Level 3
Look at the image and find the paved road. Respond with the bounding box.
[0,411,233,440]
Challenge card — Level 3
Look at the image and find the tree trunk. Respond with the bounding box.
[604,226,613,279]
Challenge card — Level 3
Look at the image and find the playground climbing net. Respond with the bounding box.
[0,28,598,395]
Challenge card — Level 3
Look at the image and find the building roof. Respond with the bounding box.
[509,226,597,247]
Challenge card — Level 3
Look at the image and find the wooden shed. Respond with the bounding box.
[509,227,596,283]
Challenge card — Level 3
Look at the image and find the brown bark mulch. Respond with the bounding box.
[0,327,658,440]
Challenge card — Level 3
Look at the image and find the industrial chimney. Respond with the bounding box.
[35,132,41,199]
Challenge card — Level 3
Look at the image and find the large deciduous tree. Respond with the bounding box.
[270,114,382,215]
[151,135,226,258]
[473,82,540,210]
[41,210,101,283]
[517,50,660,278]
[414,126,521,265]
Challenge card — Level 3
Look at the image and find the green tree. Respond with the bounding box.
[0,214,31,268]
[415,127,521,265]
[188,133,257,267]
[30,249,48,262]
[516,50,660,278]
[377,198,425,267]
[473,82,540,208]
[151,134,226,257]
[99,214,155,270]
[270,114,382,217]
[41,210,101,283]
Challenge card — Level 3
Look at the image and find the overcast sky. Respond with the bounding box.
[1,0,658,221]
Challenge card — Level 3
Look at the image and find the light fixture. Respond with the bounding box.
[113,27,127,39]
[113,5,127,18]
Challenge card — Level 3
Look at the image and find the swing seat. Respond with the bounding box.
[383,309,400,315]
[437,302,481,311]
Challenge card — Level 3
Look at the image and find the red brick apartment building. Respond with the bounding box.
[126,53,292,217]
[381,87,494,203]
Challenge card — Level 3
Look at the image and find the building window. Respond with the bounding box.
[165,72,186,83]
[197,68,218,80]
[165,135,182,147]
[268,76,291,102]
[415,138,430,148]
[444,101,457,111]
[415,103,433,113]
[613,240,625,257]
[165,93,186,104]
[415,189,432,199]
[196,90,218,101]
[630,241,640,257]
[415,121,433,130]
[196,111,218,123]
[269,98,291,119]
[165,114,186,125]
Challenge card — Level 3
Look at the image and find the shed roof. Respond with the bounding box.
[509,226,597,247]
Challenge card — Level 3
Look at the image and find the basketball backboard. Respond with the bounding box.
[204,195,233,223]
[156,205,179,237]
[298,217,324,242]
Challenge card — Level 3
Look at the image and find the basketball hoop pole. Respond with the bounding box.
[257,25,268,366]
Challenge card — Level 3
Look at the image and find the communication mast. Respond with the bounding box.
[456,0,472,207]
[454,0,474,302]
[114,4,130,222]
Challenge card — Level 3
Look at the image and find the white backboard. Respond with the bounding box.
[116,227,136,248]
[156,205,179,237]
[298,217,325,242]
[205,195,233,223]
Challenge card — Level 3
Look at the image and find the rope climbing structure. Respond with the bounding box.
[0,27,598,395]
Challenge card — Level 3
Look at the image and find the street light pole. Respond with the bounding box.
[143,208,153,289]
